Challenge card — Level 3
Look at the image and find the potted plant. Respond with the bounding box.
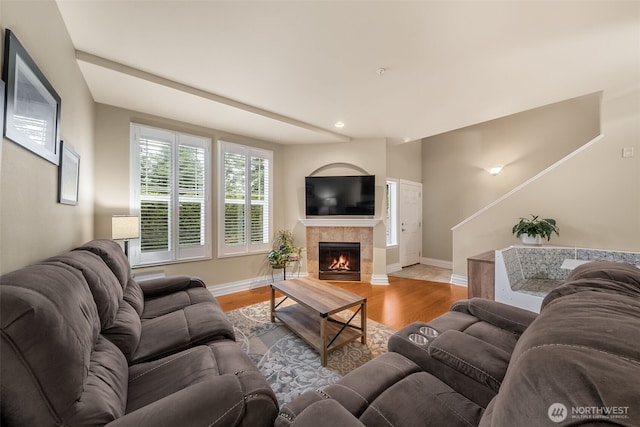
[267,230,303,268]
[512,215,559,245]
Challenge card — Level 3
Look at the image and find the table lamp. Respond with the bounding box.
[112,215,140,257]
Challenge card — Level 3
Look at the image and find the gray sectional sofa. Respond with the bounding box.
[0,239,278,427]
[276,260,640,426]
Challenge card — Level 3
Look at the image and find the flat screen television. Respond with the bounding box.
[305,175,375,216]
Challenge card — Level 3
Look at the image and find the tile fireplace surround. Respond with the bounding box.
[305,226,373,283]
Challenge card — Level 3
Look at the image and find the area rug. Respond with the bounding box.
[226,300,395,405]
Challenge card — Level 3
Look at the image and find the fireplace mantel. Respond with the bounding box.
[299,218,381,228]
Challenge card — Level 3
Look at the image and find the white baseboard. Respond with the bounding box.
[207,272,308,297]
[386,262,402,274]
[420,257,453,269]
[450,274,468,287]
[208,271,391,295]
[370,274,390,285]
[208,277,269,297]
[387,258,451,272]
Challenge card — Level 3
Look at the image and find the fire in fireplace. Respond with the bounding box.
[328,254,351,271]
[319,242,361,281]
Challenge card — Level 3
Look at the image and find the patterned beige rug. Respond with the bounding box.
[225,300,395,405]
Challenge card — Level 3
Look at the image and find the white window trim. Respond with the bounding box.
[386,178,399,247]
[217,140,273,258]
[129,124,212,267]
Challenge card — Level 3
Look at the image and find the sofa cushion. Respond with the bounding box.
[64,336,129,426]
[359,371,484,427]
[45,250,144,361]
[124,277,145,316]
[280,399,365,427]
[462,322,519,354]
[125,341,278,426]
[76,239,132,289]
[45,250,123,330]
[426,310,480,332]
[131,302,235,364]
[104,300,143,361]
[142,286,220,319]
[542,260,640,308]
[566,259,640,285]
[428,330,510,392]
[466,298,536,335]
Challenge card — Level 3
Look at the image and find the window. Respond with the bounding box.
[386,179,398,246]
[130,124,211,266]
[218,141,272,257]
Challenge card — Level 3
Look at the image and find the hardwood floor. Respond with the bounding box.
[217,276,468,331]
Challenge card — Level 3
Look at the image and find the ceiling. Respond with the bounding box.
[55,1,640,145]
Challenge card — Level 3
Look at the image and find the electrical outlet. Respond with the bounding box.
[622,147,634,158]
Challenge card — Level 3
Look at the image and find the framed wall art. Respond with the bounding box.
[58,141,80,205]
[1,80,5,137]
[3,29,61,165]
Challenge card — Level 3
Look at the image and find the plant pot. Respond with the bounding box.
[521,234,543,246]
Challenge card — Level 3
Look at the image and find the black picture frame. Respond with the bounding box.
[0,80,5,137]
[58,141,80,205]
[3,29,61,165]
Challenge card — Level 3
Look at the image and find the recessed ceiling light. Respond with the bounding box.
[334,121,345,128]
[489,165,504,176]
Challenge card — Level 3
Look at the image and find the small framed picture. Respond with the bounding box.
[3,29,62,165]
[58,141,80,205]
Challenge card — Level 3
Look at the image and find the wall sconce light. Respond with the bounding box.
[112,215,140,257]
[488,165,503,176]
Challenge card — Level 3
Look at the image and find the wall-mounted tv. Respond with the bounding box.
[305,175,375,216]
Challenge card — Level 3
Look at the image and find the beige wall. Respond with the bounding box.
[93,103,285,288]
[452,89,640,277]
[95,103,392,284]
[386,139,422,266]
[0,0,95,274]
[282,139,388,276]
[387,139,422,183]
[422,93,601,263]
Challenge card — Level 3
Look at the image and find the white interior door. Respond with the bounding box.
[400,180,422,267]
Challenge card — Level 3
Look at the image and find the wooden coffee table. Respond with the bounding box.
[270,277,367,366]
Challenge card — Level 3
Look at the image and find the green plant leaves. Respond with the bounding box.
[512,214,559,241]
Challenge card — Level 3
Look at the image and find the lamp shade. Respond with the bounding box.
[112,216,140,240]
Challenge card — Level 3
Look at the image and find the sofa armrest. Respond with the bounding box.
[428,330,511,392]
[276,399,365,427]
[449,299,473,315]
[136,276,206,297]
[466,298,537,334]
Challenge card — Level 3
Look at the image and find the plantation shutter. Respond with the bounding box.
[250,155,269,245]
[130,124,211,266]
[219,141,272,257]
[177,134,210,260]
[139,132,172,261]
[223,151,246,247]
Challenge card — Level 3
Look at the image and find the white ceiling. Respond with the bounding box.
[56,1,640,145]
